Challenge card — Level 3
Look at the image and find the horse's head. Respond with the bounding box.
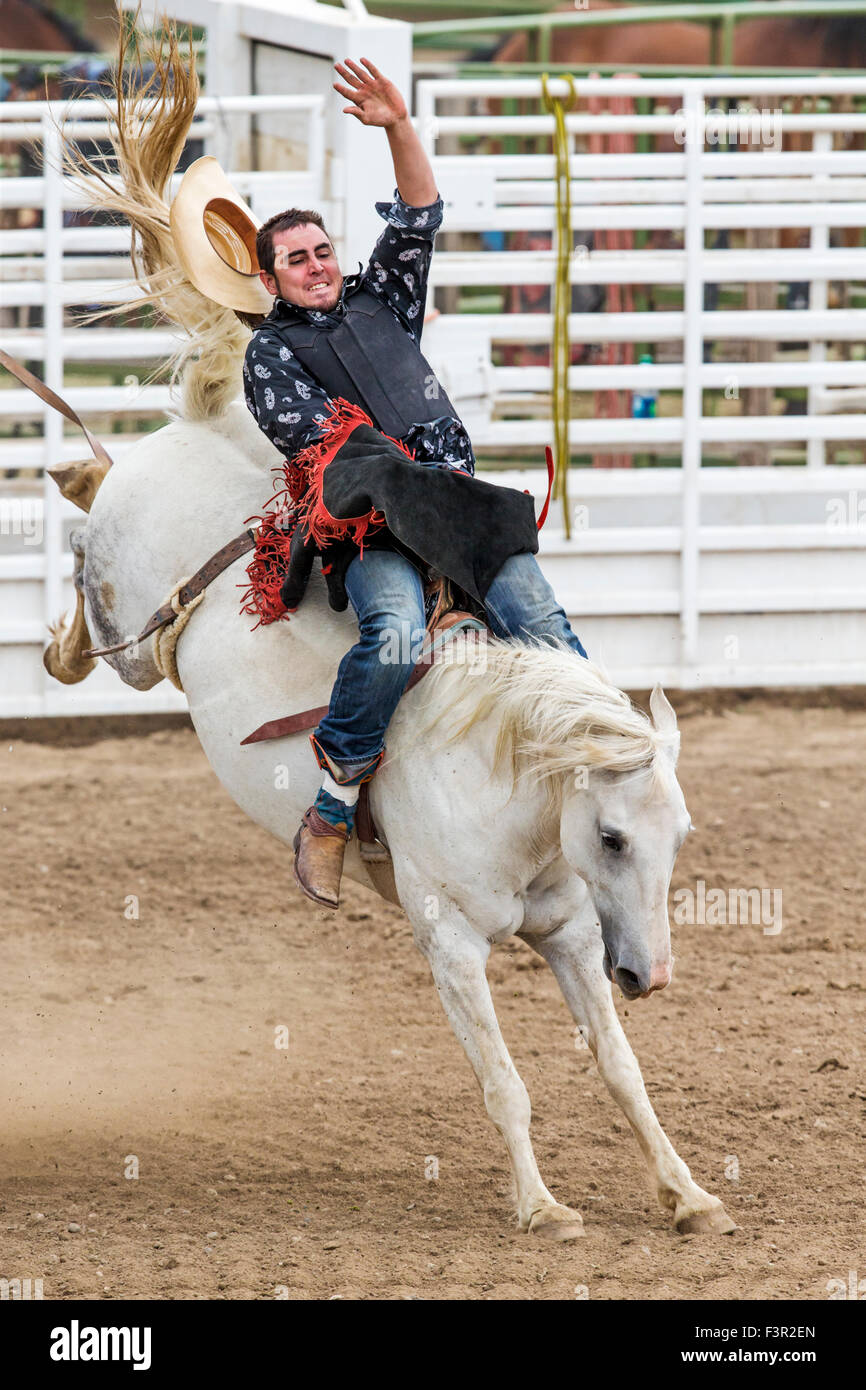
[559,686,691,1000]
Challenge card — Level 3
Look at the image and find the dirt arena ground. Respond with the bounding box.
[1,690,864,1301]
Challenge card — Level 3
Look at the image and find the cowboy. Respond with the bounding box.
[239,58,588,909]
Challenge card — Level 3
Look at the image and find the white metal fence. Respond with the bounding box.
[1,77,865,713]
[419,76,866,464]
[419,75,866,686]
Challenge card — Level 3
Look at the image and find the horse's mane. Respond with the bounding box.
[412,635,676,804]
[61,13,248,422]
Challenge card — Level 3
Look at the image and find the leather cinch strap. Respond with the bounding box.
[238,659,436,746]
[240,615,487,745]
[239,703,330,745]
[83,529,257,658]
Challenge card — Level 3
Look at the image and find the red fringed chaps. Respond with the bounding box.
[239,399,413,628]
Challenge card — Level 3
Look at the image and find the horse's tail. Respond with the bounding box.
[63,15,249,422]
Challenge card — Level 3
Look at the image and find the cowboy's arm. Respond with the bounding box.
[383,117,437,209]
[334,58,437,207]
[366,188,442,340]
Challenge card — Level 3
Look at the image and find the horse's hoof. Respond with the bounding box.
[676,1206,737,1235]
[528,1204,585,1242]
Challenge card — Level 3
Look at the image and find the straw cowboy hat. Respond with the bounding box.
[170,155,273,315]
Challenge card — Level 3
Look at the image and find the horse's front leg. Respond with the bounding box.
[527,907,736,1235]
[416,909,584,1241]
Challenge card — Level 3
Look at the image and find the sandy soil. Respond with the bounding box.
[1,693,864,1301]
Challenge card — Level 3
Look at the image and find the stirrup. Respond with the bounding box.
[356,781,392,862]
[358,836,391,864]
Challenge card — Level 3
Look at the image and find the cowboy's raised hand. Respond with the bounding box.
[333,57,408,128]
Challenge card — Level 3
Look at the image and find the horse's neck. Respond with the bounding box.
[376,679,564,896]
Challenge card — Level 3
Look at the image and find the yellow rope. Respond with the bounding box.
[541,72,577,539]
[152,576,205,692]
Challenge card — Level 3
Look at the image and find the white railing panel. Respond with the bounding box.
[2,76,866,709]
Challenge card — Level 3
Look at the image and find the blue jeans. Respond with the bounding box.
[310,548,587,784]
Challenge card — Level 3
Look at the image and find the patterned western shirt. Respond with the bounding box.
[243,190,475,476]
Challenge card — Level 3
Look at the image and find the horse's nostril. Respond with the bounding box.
[650,961,672,992]
[616,968,642,996]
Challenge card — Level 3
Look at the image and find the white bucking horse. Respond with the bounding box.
[44,29,735,1241]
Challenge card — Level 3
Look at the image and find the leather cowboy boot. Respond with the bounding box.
[292,805,349,909]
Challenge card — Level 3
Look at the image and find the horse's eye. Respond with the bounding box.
[601,832,623,853]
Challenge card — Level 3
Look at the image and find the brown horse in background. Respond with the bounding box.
[495,0,866,69]
[0,0,96,56]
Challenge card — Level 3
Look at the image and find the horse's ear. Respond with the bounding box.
[650,684,677,735]
[650,685,680,763]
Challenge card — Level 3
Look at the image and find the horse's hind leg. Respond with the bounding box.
[528,910,736,1235]
[418,911,584,1240]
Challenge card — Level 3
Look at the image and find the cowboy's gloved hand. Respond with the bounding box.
[318,537,358,613]
[279,519,318,611]
[278,521,358,614]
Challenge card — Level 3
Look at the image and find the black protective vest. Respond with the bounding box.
[266,285,460,441]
